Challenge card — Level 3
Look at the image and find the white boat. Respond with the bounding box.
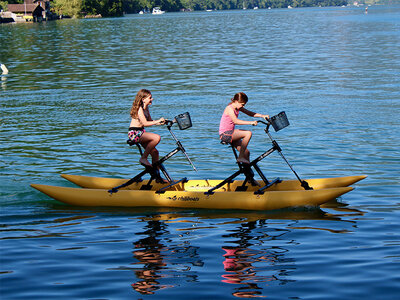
[152,7,165,14]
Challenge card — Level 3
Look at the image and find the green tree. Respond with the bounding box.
[53,0,83,17]
[82,0,123,16]
[0,1,8,11]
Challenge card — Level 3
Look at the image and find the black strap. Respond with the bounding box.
[129,127,144,131]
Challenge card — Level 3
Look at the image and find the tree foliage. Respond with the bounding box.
[3,0,400,18]
[0,1,8,11]
[81,0,124,16]
[53,0,83,17]
[120,0,349,13]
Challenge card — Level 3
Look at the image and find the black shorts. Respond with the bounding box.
[219,130,233,144]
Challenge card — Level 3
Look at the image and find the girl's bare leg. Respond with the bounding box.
[139,132,161,166]
[150,148,159,165]
[232,130,252,164]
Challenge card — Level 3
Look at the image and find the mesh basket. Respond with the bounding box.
[270,111,289,132]
[174,112,192,130]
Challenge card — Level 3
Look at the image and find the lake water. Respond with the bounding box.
[1,5,399,299]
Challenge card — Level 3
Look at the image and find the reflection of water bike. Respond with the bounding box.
[31,112,367,211]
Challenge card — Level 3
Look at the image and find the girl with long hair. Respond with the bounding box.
[128,89,165,167]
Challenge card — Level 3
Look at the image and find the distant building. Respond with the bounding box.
[6,0,55,22]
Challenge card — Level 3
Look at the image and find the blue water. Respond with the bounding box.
[1,6,400,299]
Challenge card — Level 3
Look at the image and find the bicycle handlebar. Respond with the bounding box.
[164,119,174,127]
[258,118,271,126]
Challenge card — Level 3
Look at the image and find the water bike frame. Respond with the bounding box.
[206,111,312,195]
[108,112,196,194]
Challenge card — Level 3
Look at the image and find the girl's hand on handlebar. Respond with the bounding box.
[262,114,270,120]
[163,119,174,126]
[157,117,166,125]
[251,121,258,126]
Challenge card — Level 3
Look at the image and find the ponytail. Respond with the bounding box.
[231,92,248,104]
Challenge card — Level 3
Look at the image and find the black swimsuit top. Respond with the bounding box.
[129,127,144,131]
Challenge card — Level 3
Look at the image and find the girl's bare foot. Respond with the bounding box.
[156,177,169,184]
[237,157,250,164]
[139,158,152,167]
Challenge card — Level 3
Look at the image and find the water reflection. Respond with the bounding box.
[0,203,366,298]
[131,218,204,295]
[126,205,364,297]
[222,247,273,298]
[131,220,171,295]
[1,74,6,90]
[221,220,294,298]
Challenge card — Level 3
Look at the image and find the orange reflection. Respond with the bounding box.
[131,220,172,295]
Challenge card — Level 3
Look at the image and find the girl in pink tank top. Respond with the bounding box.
[219,92,269,164]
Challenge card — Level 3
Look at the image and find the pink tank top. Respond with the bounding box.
[219,104,239,134]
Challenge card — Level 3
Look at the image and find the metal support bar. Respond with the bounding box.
[265,129,313,190]
[156,177,188,194]
[158,163,172,183]
[205,169,243,195]
[254,178,282,195]
[108,170,147,194]
[252,163,270,185]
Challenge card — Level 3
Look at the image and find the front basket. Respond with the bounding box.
[174,112,192,130]
[270,111,290,132]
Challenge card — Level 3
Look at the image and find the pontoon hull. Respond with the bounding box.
[31,184,353,210]
[60,174,366,192]
[30,174,365,210]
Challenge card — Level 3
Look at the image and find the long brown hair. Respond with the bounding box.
[130,89,151,118]
[231,92,248,104]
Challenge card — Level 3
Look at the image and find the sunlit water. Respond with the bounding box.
[1,6,399,299]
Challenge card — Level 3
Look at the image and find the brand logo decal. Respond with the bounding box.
[167,195,199,202]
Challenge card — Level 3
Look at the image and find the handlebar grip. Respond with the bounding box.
[264,116,271,123]
[164,119,174,126]
[258,120,270,126]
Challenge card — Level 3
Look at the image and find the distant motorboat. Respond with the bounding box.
[152,7,165,14]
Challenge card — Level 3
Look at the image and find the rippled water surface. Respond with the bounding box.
[1,6,399,299]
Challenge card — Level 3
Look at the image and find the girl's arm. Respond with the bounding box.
[226,106,256,126]
[240,107,269,119]
[138,107,164,127]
